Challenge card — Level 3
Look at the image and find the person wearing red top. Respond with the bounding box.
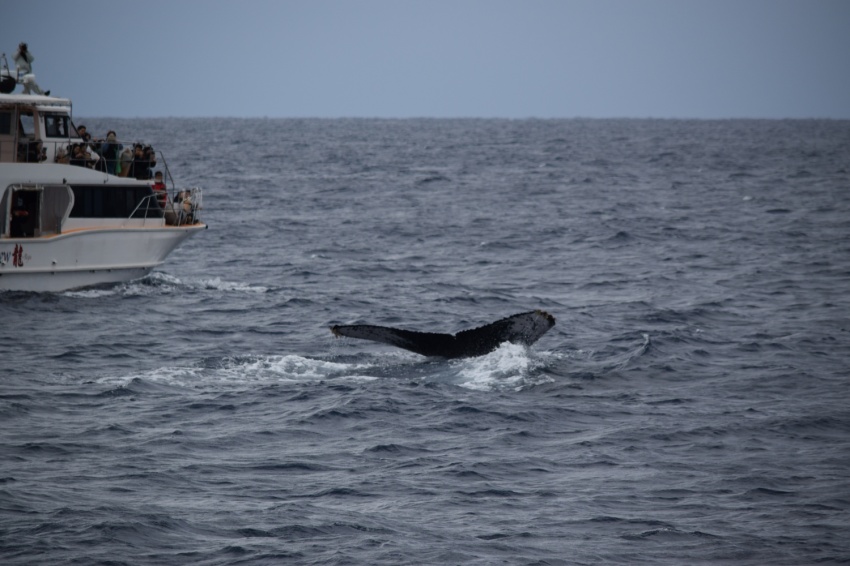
[152,171,167,209]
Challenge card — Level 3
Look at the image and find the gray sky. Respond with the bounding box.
[3,0,848,118]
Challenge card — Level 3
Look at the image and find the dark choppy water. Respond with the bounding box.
[2,118,850,565]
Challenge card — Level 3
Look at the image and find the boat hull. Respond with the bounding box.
[0,224,206,292]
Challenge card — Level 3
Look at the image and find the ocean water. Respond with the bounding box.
[1,118,849,565]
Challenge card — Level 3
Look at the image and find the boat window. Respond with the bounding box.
[41,185,73,235]
[69,185,163,219]
[44,113,69,138]
[19,112,35,136]
[0,111,11,135]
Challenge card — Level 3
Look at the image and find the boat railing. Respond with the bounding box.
[168,187,203,226]
[129,188,203,227]
[0,137,52,164]
[2,137,157,175]
[129,194,166,225]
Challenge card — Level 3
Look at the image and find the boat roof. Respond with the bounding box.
[0,163,151,186]
[0,92,72,108]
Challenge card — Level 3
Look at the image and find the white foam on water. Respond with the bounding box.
[94,354,376,390]
[61,272,268,298]
[452,342,553,391]
[62,288,120,299]
[186,276,269,293]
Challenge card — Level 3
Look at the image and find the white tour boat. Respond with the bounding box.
[0,90,206,292]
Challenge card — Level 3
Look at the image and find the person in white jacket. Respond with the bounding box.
[14,42,49,96]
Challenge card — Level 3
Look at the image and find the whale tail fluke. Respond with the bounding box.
[330,310,555,358]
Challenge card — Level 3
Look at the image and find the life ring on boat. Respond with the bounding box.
[0,75,16,94]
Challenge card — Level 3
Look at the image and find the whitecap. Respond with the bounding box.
[62,288,119,299]
[187,276,269,293]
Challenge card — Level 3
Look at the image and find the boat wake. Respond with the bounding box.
[62,272,269,298]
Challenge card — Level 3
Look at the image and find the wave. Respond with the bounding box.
[556,333,652,377]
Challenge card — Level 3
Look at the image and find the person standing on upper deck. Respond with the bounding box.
[97,131,122,175]
[13,42,49,96]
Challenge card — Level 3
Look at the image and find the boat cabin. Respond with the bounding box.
[0,93,75,164]
[1,92,200,240]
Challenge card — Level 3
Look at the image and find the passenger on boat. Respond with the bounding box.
[130,143,156,180]
[54,145,70,164]
[88,146,101,169]
[69,144,83,167]
[72,125,102,168]
[95,131,122,175]
[119,147,134,177]
[152,171,168,208]
[13,42,49,96]
[18,140,44,163]
[69,143,96,168]
[174,190,194,225]
[10,193,33,237]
